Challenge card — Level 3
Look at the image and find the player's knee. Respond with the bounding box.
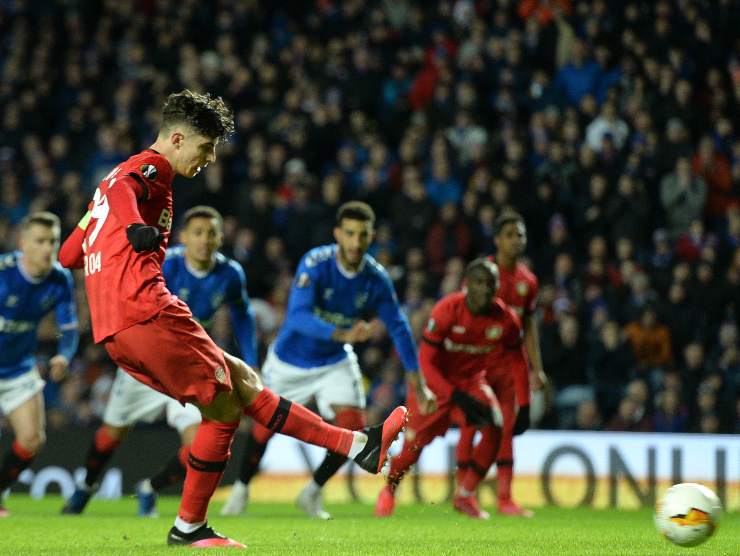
[224,353,263,405]
[17,430,45,455]
[103,424,130,441]
[200,390,242,424]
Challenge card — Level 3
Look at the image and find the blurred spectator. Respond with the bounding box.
[605,394,652,432]
[660,157,707,241]
[624,305,673,373]
[588,320,636,420]
[652,389,688,433]
[574,399,601,431]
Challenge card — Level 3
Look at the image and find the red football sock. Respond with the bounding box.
[461,427,500,493]
[335,408,366,431]
[497,460,514,502]
[95,427,121,453]
[245,388,353,456]
[387,441,423,484]
[12,441,35,461]
[0,441,37,491]
[455,426,476,487]
[177,445,190,468]
[251,422,274,444]
[178,419,238,524]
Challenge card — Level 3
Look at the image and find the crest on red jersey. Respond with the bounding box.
[485,326,503,340]
[214,366,227,384]
[141,164,158,180]
[516,281,529,296]
[426,318,436,332]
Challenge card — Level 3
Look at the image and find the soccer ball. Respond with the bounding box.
[654,483,722,547]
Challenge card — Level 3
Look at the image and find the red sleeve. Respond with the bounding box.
[107,176,146,227]
[419,298,455,400]
[58,226,85,269]
[503,307,524,350]
[526,274,538,314]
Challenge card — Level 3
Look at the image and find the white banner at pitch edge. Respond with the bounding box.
[260,430,740,482]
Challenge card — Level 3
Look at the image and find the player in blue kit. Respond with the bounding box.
[62,206,257,516]
[0,212,79,517]
[221,201,435,518]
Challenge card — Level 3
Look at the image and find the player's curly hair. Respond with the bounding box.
[161,89,235,140]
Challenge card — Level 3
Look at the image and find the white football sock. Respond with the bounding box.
[174,516,206,534]
[347,431,368,459]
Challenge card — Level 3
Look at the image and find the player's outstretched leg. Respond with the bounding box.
[228,354,406,475]
[221,422,273,516]
[296,408,366,520]
[62,425,124,514]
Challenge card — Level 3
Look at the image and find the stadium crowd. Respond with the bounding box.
[1,0,739,435]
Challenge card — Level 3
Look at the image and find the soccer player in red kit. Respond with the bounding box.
[58,90,409,548]
[456,210,546,517]
[375,258,524,519]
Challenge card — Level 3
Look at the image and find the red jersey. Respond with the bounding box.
[420,292,522,401]
[78,150,175,342]
[488,257,538,319]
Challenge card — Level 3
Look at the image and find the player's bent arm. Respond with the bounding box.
[57,325,79,363]
[418,338,454,400]
[376,296,419,373]
[284,283,337,341]
[59,220,88,269]
[406,370,437,414]
[523,313,546,389]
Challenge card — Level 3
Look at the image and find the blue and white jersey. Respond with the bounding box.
[0,251,78,379]
[273,244,418,370]
[163,246,258,366]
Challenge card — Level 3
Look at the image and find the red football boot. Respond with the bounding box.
[167,524,246,548]
[354,406,408,473]
[497,499,534,517]
[453,494,490,520]
[374,484,396,517]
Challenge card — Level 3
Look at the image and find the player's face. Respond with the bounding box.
[465,267,499,314]
[334,218,374,270]
[19,224,59,275]
[181,217,222,264]
[176,131,218,178]
[495,221,526,259]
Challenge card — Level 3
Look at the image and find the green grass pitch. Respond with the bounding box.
[0,495,737,555]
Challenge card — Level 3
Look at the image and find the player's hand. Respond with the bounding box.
[335,321,373,344]
[513,406,530,435]
[126,223,164,253]
[416,383,437,415]
[451,389,495,426]
[49,355,70,382]
[530,368,547,391]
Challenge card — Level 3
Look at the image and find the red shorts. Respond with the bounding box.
[491,351,529,406]
[405,376,496,448]
[103,298,232,406]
